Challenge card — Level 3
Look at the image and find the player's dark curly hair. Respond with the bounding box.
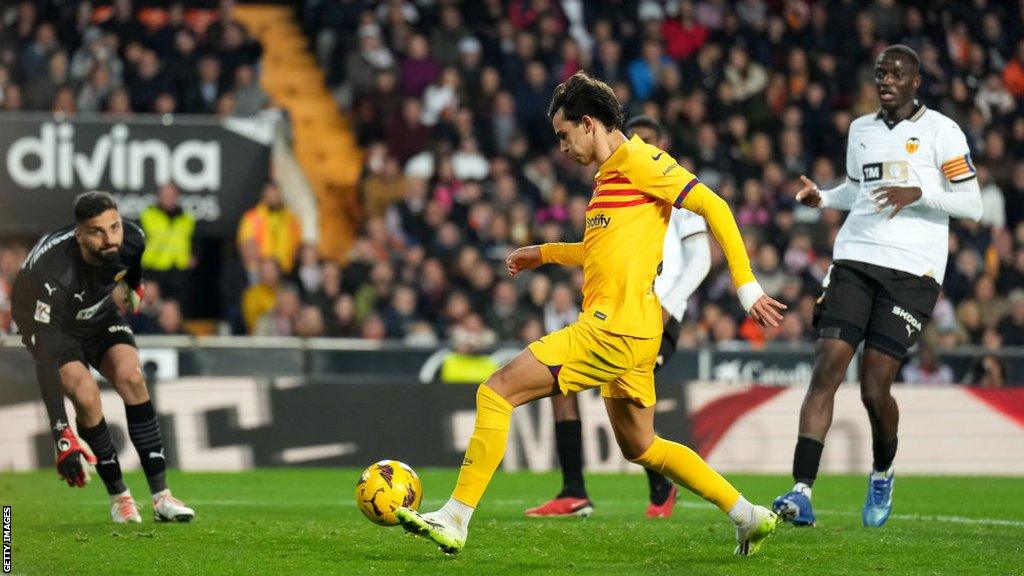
[547,72,624,131]
[74,191,119,223]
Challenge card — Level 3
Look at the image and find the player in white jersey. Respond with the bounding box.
[525,116,712,519]
[772,45,983,528]
[658,210,709,317]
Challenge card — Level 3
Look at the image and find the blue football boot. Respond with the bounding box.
[771,489,816,527]
[862,468,894,527]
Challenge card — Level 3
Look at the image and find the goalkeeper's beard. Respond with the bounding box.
[92,244,121,263]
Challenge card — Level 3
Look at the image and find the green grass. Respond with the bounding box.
[1,469,1021,575]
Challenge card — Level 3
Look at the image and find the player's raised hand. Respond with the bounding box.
[794,176,822,207]
[871,186,923,219]
[506,246,543,277]
[748,294,787,328]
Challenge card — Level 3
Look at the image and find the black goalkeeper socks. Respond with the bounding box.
[77,418,127,495]
[126,400,167,494]
[793,436,825,486]
[872,436,898,472]
[554,420,587,498]
[645,468,674,505]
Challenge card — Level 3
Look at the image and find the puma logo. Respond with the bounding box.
[652,152,663,161]
[99,457,118,466]
[73,291,85,302]
[44,282,56,296]
[148,449,165,460]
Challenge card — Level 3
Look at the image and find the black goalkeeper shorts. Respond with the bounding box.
[16,308,138,371]
[812,260,940,360]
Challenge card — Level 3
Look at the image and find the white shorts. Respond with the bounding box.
[655,210,710,321]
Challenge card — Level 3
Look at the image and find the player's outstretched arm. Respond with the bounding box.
[795,176,823,207]
[507,243,583,277]
[680,186,786,328]
[627,152,785,326]
[797,175,858,211]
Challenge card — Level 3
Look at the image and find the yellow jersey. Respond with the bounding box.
[539,135,754,338]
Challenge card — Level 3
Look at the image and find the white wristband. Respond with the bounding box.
[737,281,766,313]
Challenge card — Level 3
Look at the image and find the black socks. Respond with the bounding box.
[872,436,898,472]
[793,436,825,486]
[554,420,587,498]
[645,468,674,505]
[77,418,127,495]
[126,400,167,494]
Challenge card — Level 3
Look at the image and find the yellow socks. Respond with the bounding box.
[452,384,513,508]
[631,436,741,513]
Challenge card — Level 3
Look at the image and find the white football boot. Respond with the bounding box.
[111,491,143,524]
[734,505,780,556]
[152,489,195,523]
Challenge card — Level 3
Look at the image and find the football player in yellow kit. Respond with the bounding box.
[395,72,786,557]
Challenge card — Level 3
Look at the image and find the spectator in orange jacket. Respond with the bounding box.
[1002,39,1024,99]
[237,182,302,273]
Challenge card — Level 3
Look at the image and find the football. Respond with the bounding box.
[355,460,423,526]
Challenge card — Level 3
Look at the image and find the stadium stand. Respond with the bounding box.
[0,0,1021,382]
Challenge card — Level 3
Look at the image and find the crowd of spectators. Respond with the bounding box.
[1,1,1023,386]
[0,0,268,117]
[284,0,1024,370]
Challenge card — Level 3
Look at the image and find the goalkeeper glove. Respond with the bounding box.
[120,282,144,314]
[55,427,96,488]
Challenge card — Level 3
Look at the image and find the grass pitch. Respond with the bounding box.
[1,469,1021,575]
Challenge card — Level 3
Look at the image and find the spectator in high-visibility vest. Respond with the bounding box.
[140,183,195,304]
[237,182,302,274]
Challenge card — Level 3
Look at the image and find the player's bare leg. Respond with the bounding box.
[101,344,149,405]
[798,339,857,440]
[774,338,856,525]
[859,347,902,527]
[604,397,778,555]
[397,349,558,553]
[859,348,901,459]
[101,344,193,522]
[525,393,595,517]
[59,362,103,427]
[485,349,561,405]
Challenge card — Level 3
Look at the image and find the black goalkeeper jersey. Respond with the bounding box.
[12,221,145,343]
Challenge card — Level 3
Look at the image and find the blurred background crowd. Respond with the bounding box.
[0,0,1022,385]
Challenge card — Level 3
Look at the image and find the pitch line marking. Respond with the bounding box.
[101,498,1024,528]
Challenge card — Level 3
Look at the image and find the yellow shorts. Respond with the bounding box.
[527,321,660,407]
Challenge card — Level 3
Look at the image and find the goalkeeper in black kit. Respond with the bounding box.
[11,191,195,524]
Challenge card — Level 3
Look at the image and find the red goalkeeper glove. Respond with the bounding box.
[55,427,96,488]
[119,282,144,314]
